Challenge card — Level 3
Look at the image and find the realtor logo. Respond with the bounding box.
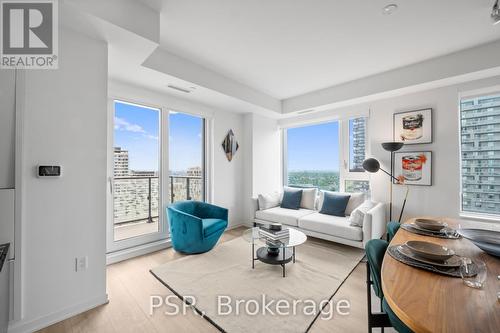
[1,0,58,69]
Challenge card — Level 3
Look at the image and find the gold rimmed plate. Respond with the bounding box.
[397,245,462,267]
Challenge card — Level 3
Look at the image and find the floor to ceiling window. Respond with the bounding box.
[460,91,500,217]
[284,116,369,192]
[168,111,205,203]
[108,103,207,254]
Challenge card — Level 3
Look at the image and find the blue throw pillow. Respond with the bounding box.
[280,188,303,210]
[320,192,351,217]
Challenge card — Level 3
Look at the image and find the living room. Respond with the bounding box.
[0,1,500,333]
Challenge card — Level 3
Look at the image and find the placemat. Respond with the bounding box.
[387,245,477,278]
[401,223,461,239]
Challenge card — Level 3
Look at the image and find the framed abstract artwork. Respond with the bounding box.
[393,108,432,144]
[221,129,239,162]
[393,151,432,186]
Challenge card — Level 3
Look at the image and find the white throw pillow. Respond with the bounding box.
[349,201,375,228]
[258,192,281,210]
[318,191,365,215]
[300,188,317,210]
[345,192,365,215]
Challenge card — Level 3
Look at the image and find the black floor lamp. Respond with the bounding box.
[362,142,407,222]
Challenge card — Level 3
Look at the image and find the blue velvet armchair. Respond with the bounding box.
[167,201,228,254]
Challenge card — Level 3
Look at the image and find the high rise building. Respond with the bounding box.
[114,147,130,177]
[460,94,500,215]
[350,118,366,172]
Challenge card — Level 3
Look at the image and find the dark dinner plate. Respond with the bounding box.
[458,229,500,258]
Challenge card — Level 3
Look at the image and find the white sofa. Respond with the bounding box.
[251,192,386,249]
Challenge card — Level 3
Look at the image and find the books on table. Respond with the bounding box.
[259,225,290,241]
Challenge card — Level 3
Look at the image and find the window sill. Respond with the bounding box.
[459,213,500,223]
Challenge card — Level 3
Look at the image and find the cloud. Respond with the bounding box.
[114,117,145,133]
[145,134,158,140]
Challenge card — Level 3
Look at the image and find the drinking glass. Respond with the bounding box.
[460,258,487,289]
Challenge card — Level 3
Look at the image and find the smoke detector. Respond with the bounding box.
[382,4,398,15]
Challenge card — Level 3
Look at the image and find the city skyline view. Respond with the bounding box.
[114,101,160,172]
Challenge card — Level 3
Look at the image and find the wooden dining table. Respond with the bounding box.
[382,217,500,333]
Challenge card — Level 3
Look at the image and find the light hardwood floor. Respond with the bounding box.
[38,227,380,333]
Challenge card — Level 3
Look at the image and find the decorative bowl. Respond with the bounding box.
[414,218,447,232]
[457,229,500,258]
[405,240,455,261]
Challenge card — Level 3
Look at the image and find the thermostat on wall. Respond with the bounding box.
[38,165,61,177]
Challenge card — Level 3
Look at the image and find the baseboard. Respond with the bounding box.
[106,238,171,265]
[226,222,250,230]
[8,294,108,333]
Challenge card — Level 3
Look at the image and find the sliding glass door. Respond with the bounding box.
[108,100,167,252]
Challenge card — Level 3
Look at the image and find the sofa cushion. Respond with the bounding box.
[298,212,363,241]
[318,191,365,215]
[255,207,315,227]
[281,188,303,210]
[258,192,281,210]
[319,192,351,217]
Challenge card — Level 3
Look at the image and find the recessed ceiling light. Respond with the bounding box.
[492,0,500,25]
[382,4,398,15]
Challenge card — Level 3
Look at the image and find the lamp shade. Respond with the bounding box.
[381,142,404,152]
[362,158,381,173]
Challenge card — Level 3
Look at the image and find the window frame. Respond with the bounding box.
[458,86,500,221]
[282,115,369,192]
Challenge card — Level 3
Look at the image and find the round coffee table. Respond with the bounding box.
[242,227,307,277]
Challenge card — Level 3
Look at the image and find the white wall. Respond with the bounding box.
[10,29,108,332]
[0,70,16,189]
[279,75,500,222]
[242,113,281,224]
[108,80,246,228]
[251,114,281,196]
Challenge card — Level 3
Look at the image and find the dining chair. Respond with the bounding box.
[365,239,414,333]
[387,221,401,243]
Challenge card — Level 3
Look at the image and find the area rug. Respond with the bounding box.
[150,236,365,333]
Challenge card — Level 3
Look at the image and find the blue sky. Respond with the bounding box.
[114,101,160,171]
[114,101,202,172]
[287,121,339,171]
[169,112,202,172]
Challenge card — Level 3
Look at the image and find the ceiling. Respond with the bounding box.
[158,0,500,99]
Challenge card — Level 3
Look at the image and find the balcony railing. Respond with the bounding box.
[169,175,203,203]
[113,175,202,225]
